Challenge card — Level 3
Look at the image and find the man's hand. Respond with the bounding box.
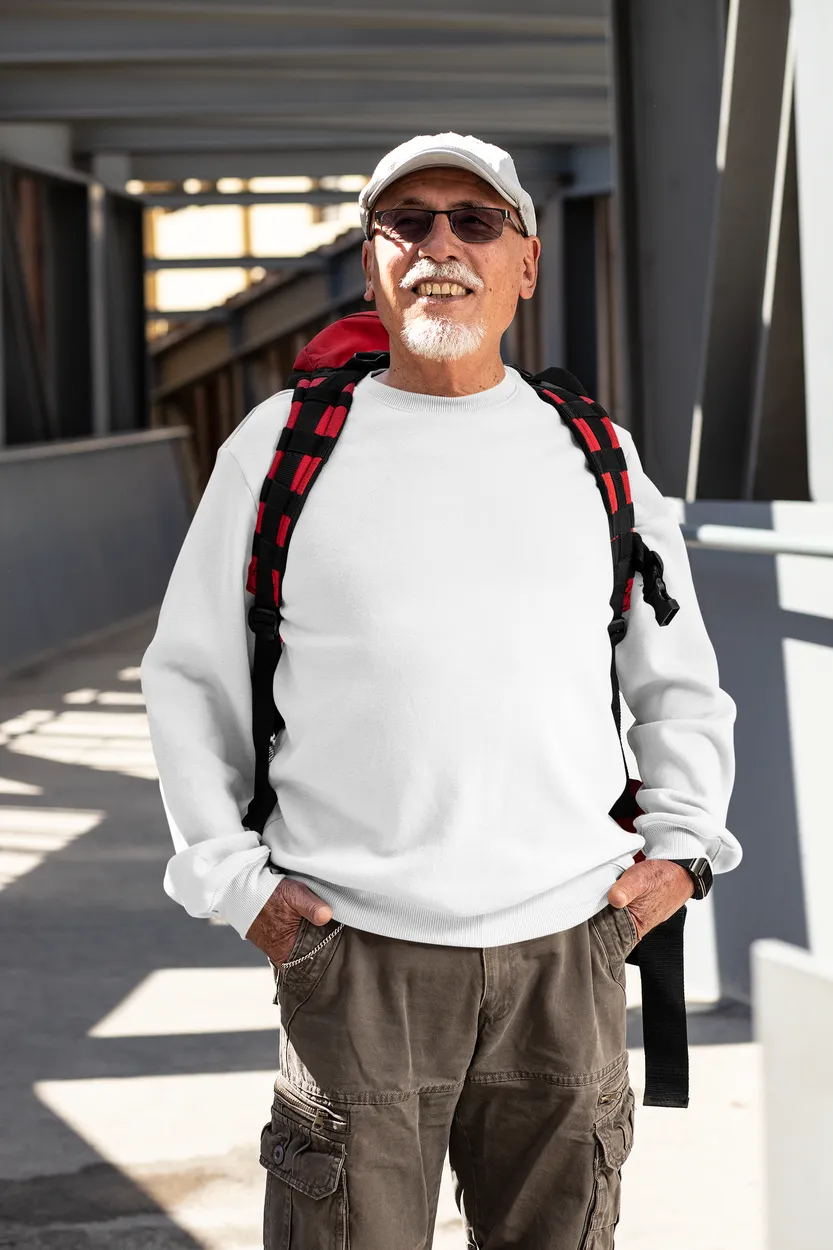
[607,858,695,942]
[246,877,333,966]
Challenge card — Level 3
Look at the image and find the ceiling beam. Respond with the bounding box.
[62,100,609,143]
[141,191,360,206]
[8,3,609,40]
[0,69,607,121]
[125,142,579,185]
[0,41,607,76]
[145,255,327,270]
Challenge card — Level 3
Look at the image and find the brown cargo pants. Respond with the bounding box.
[262,900,639,1249]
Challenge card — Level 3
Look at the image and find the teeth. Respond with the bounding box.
[415,282,468,297]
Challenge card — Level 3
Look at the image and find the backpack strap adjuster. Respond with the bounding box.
[248,605,279,640]
[632,537,680,626]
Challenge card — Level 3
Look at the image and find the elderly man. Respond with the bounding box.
[141,133,741,1249]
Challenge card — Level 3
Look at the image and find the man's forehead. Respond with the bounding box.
[375,166,509,208]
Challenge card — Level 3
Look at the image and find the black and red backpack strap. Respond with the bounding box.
[242,357,387,835]
[529,369,689,1109]
[529,373,680,814]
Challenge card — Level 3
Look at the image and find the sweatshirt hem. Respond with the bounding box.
[283,859,636,947]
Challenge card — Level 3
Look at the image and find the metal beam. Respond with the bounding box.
[146,308,228,322]
[690,0,793,500]
[792,0,833,502]
[125,142,575,189]
[88,181,109,435]
[0,23,601,60]
[7,3,609,39]
[140,191,358,207]
[68,106,608,143]
[145,255,327,270]
[0,69,607,104]
[80,126,572,164]
[0,163,55,442]
[0,41,608,78]
[610,0,725,494]
[0,176,4,446]
[743,35,808,502]
[0,74,608,127]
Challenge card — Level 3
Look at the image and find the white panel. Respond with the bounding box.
[751,939,833,1250]
[791,0,833,502]
[774,501,833,619]
[782,638,833,962]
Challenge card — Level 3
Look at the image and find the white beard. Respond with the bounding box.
[400,313,486,362]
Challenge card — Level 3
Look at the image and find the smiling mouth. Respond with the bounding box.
[411,281,472,299]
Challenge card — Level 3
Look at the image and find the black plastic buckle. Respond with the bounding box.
[642,559,680,626]
[248,605,280,640]
[608,617,627,644]
[350,350,389,365]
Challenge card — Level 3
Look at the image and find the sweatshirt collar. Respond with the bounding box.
[358,365,519,414]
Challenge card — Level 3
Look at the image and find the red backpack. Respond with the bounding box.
[242,310,689,1107]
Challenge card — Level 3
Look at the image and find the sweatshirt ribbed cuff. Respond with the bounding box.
[217,859,285,940]
[637,821,723,870]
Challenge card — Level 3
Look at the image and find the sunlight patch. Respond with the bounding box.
[89,967,279,1037]
[0,806,104,890]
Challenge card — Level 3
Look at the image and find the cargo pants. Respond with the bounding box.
[262,899,639,1249]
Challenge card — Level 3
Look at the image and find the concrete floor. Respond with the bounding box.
[0,614,765,1249]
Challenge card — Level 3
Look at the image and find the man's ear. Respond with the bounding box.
[361,240,375,302]
[519,236,541,301]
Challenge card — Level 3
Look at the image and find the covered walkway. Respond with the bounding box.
[2,1,833,1246]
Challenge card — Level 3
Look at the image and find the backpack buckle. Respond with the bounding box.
[248,606,280,640]
[641,555,680,626]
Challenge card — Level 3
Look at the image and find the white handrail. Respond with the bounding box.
[0,426,191,464]
[680,523,833,558]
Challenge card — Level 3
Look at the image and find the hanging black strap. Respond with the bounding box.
[624,905,690,1106]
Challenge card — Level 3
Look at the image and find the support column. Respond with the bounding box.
[0,179,5,448]
[536,192,565,370]
[791,0,833,502]
[688,0,794,500]
[89,181,110,437]
[610,0,726,494]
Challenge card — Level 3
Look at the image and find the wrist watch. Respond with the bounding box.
[667,857,713,900]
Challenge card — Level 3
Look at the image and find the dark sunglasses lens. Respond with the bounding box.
[450,209,504,242]
[378,209,433,242]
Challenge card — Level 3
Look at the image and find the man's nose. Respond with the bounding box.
[416,212,460,261]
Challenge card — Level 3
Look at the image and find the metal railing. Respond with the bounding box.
[680,523,833,559]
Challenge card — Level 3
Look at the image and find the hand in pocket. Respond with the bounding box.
[246,878,332,965]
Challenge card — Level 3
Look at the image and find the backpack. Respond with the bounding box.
[242,310,689,1108]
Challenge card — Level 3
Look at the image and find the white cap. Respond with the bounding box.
[358,132,537,239]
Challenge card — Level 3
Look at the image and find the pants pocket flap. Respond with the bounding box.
[594,1085,635,1170]
[259,1119,345,1200]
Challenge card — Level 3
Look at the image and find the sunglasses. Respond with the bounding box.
[372,206,527,245]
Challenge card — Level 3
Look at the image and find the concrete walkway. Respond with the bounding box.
[0,615,764,1249]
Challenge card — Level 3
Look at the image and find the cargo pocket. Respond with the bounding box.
[580,1079,635,1248]
[260,1076,350,1250]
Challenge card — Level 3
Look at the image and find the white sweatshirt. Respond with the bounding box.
[140,366,742,946]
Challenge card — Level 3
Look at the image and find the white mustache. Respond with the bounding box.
[400,260,484,292]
